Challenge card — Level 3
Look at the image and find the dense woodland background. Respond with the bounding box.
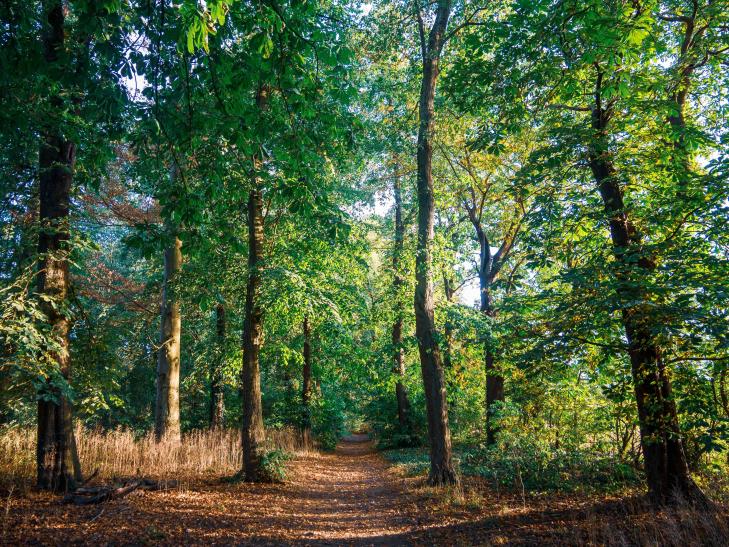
[1,0,729,531]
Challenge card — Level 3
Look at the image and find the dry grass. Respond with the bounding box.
[573,495,729,546]
[406,474,729,545]
[0,426,312,492]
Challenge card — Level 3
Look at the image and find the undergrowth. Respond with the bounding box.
[384,442,729,501]
[0,426,310,493]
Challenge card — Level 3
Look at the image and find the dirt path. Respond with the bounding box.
[5,435,435,545]
[263,433,420,544]
[7,436,727,545]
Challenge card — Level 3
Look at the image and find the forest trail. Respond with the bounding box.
[7,434,729,545]
[263,433,420,544]
[6,435,447,545]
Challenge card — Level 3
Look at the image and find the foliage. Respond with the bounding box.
[0,0,727,506]
[258,449,293,483]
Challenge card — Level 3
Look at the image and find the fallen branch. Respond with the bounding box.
[63,478,178,505]
[64,480,143,505]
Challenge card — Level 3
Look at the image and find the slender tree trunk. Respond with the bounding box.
[210,303,225,429]
[589,102,702,505]
[464,190,513,445]
[442,274,454,372]
[155,233,182,443]
[241,186,265,480]
[392,175,414,442]
[668,87,690,195]
[301,314,312,444]
[720,369,728,417]
[469,221,505,445]
[414,0,456,486]
[442,273,459,417]
[36,0,82,493]
[479,269,503,445]
[241,83,269,481]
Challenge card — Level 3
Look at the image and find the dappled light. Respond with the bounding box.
[1,0,727,544]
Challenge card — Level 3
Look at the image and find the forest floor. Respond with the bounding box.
[3,434,728,545]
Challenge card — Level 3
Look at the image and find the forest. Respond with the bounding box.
[1,0,728,544]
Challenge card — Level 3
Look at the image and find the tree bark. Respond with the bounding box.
[442,272,460,417]
[480,276,502,445]
[241,82,269,481]
[36,0,82,493]
[414,0,456,486]
[392,175,414,443]
[301,314,312,443]
[210,303,225,429]
[155,233,182,443]
[468,214,505,445]
[588,96,702,505]
[442,273,455,372]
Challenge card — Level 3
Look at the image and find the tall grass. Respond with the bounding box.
[574,495,729,546]
[0,426,311,491]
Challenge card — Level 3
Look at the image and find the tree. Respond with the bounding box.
[155,221,182,442]
[445,0,727,504]
[392,170,414,444]
[413,0,457,486]
[301,314,312,442]
[35,0,83,492]
[241,84,269,481]
[240,84,268,479]
[444,139,530,444]
[209,303,226,429]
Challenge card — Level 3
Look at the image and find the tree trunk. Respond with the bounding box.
[479,270,503,445]
[241,82,269,481]
[442,274,454,372]
[210,303,225,429]
[470,221,505,445]
[392,175,414,442]
[589,102,702,505]
[442,273,459,417]
[241,186,266,480]
[414,0,456,486]
[301,314,312,444]
[155,234,182,443]
[720,369,728,418]
[36,0,82,493]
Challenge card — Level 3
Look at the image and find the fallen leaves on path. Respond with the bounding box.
[3,435,727,545]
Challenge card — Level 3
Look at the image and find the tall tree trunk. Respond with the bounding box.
[718,369,729,417]
[442,273,460,417]
[155,233,182,443]
[392,175,414,443]
[241,82,269,481]
[301,314,312,444]
[479,271,502,445]
[210,303,225,429]
[442,273,454,372]
[241,186,265,480]
[468,218,505,446]
[36,0,82,493]
[414,0,456,486]
[589,99,702,505]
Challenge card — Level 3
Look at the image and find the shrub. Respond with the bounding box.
[259,449,292,483]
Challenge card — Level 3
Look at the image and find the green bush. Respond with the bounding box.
[259,449,292,483]
[382,447,431,477]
